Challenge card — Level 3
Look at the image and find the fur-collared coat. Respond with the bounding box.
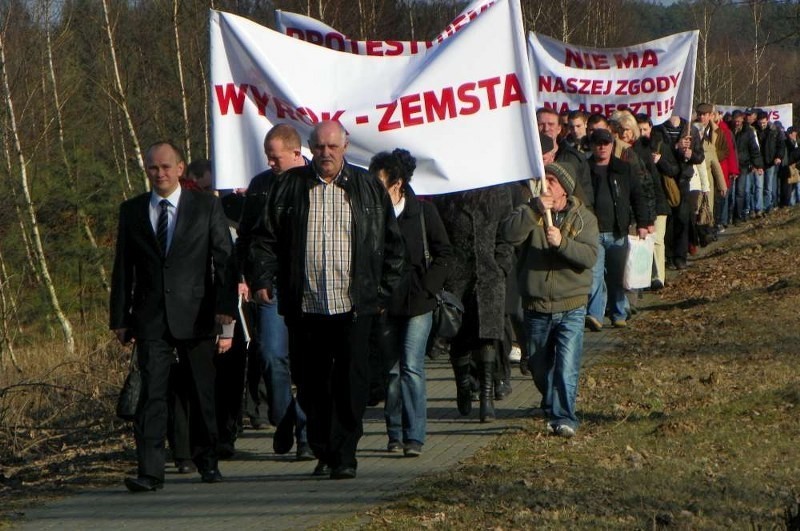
[435,185,514,348]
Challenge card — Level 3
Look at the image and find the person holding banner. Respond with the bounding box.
[502,163,598,437]
[238,124,312,462]
[248,121,405,480]
[369,148,453,457]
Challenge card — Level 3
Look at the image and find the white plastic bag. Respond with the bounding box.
[623,235,655,290]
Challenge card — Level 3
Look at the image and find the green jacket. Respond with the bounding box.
[502,196,598,314]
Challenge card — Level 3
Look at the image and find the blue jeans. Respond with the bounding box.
[587,232,629,324]
[524,307,586,430]
[751,170,764,213]
[791,181,800,206]
[384,312,432,445]
[735,172,752,219]
[258,296,307,443]
[764,165,778,212]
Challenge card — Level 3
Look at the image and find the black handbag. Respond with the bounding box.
[116,344,142,421]
[420,210,464,339]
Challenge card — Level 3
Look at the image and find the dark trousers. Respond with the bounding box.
[666,187,692,261]
[214,321,248,447]
[135,335,218,481]
[288,312,374,470]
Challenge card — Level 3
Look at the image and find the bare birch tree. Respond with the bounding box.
[0,28,75,354]
[101,0,148,191]
[173,0,192,162]
[0,244,21,372]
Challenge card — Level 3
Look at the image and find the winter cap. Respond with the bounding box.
[544,162,577,196]
[756,110,769,121]
[589,128,614,145]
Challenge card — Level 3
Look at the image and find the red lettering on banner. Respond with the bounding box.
[538,76,612,96]
[297,107,318,126]
[458,83,480,115]
[478,77,501,109]
[385,41,404,56]
[274,97,297,120]
[249,86,271,115]
[400,94,425,126]
[613,50,659,69]
[502,73,527,105]
[215,84,248,115]
[423,88,457,121]
[564,49,609,69]
[213,83,344,124]
[375,72,526,131]
[377,101,401,131]
[306,30,324,46]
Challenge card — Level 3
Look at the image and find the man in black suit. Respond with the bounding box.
[110,141,237,492]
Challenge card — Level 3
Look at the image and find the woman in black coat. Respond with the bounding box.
[370,149,453,456]
[435,186,514,422]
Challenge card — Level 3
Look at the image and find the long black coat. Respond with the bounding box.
[435,186,513,346]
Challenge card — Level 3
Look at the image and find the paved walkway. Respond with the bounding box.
[18,332,622,530]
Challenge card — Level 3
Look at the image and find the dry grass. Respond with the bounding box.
[332,207,800,530]
[0,332,134,521]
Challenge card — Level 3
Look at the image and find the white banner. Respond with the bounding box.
[715,103,792,129]
[528,31,698,124]
[210,0,542,193]
[275,0,495,56]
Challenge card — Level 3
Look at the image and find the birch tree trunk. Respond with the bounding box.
[101,0,148,191]
[44,2,110,292]
[0,245,21,372]
[1,118,41,285]
[0,30,75,354]
[173,0,192,162]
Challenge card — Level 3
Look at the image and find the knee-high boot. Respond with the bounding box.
[451,355,473,416]
[479,345,496,423]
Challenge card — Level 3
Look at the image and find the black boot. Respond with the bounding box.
[451,356,473,416]
[479,345,496,423]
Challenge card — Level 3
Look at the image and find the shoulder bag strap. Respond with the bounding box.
[419,209,431,271]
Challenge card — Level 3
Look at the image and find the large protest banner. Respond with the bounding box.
[715,103,793,129]
[528,31,698,124]
[275,0,495,56]
[210,0,541,193]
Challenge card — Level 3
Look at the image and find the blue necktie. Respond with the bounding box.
[157,199,169,256]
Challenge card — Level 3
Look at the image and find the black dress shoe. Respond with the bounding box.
[273,408,296,454]
[175,459,196,474]
[200,468,223,483]
[312,461,331,476]
[124,476,163,493]
[330,466,357,480]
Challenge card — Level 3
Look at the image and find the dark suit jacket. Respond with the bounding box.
[109,189,237,341]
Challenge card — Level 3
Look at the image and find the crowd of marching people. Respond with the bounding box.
[112,100,799,490]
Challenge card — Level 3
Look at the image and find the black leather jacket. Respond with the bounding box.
[248,160,406,318]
